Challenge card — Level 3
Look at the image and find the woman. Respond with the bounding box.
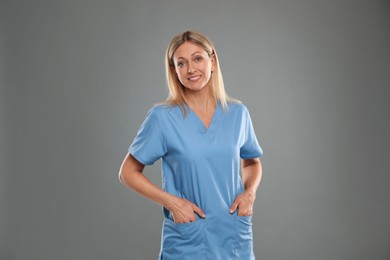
[119,30,263,259]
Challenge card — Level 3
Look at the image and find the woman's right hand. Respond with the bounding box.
[169,197,206,224]
[119,154,205,224]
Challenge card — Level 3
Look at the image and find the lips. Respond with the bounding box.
[188,75,201,81]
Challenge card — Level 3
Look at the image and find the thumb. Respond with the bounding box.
[230,199,239,214]
[192,204,206,218]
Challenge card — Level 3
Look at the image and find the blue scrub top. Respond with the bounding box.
[129,102,263,260]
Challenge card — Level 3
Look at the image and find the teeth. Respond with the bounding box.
[188,76,200,81]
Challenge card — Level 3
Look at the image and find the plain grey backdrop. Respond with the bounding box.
[1,0,389,259]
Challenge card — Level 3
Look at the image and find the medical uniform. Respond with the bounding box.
[129,102,263,260]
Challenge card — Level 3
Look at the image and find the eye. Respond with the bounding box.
[194,56,203,62]
[176,61,186,68]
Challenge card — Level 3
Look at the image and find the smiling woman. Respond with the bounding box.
[164,30,230,116]
[172,42,215,94]
[119,30,264,260]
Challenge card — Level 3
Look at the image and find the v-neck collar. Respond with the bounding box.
[185,102,222,134]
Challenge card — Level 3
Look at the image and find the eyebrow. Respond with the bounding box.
[176,51,203,60]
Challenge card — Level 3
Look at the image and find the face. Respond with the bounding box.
[172,41,215,92]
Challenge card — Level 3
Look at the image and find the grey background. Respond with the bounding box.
[1,0,389,259]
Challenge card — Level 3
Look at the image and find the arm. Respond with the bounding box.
[119,153,206,223]
[230,158,262,216]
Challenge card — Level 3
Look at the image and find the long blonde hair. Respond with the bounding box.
[164,30,237,115]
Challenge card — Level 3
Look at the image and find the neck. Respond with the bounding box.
[185,89,215,112]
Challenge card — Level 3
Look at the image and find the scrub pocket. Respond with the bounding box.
[236,215,255,259]
[161,218,206,259]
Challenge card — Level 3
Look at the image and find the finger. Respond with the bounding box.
[193,205,206,218]
[238,209,247,216]
[238,207,253,216]
[230,200,239,214]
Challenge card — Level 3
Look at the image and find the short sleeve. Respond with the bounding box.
[128,107,167,165]
[240,106,263,159]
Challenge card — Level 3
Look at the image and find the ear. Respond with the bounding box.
[211,54,216,72]
[170,65,177,74]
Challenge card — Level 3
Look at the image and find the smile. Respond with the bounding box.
[188,75,201,81]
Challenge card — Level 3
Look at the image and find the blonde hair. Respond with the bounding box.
[164,30,237,115]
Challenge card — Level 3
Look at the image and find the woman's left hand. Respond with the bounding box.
[229,191,256,216]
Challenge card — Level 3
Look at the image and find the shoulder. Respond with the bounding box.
[226,101,250,114]
[145,103,181,121]
[148,102,175,115]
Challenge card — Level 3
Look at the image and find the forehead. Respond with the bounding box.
[173,41,207,59]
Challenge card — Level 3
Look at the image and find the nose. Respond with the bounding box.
[187,62,195,73]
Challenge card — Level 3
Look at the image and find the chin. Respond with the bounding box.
[185,82,208,90]
[186,86,206,92]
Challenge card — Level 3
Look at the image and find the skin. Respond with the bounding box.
[119,41,262,223]
[172,41,217,128]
